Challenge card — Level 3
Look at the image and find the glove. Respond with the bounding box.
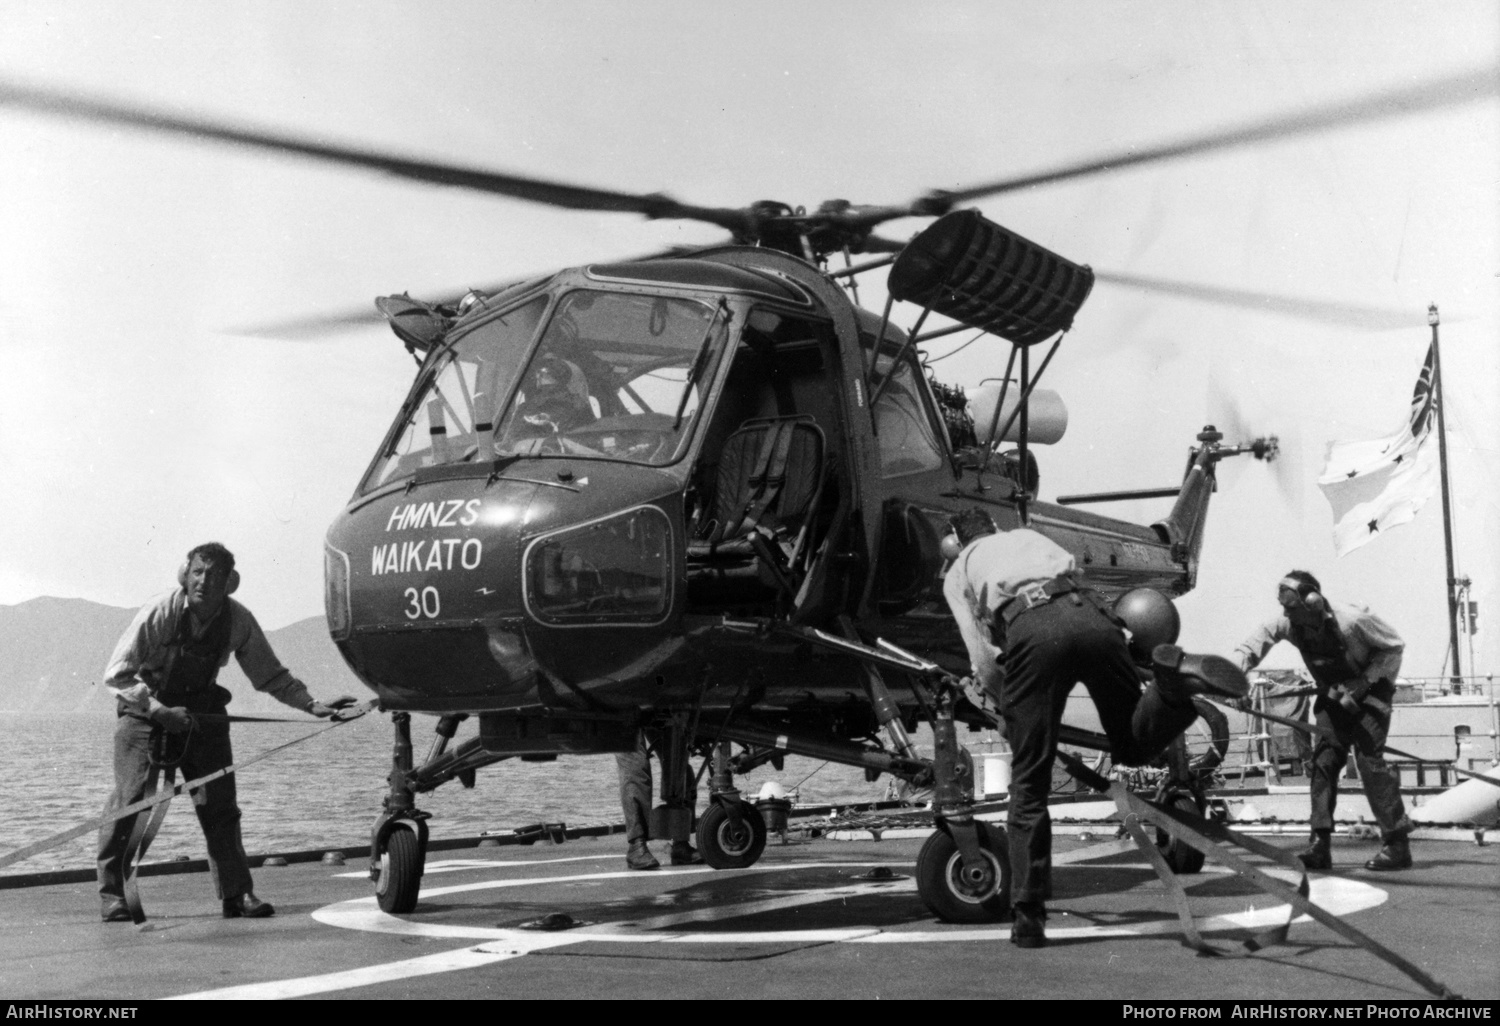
[309,695,362,720]
[151,705,193,735]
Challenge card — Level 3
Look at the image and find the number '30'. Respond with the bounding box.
[403,586,440,619]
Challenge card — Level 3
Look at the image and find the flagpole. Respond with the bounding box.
[1428,303,1463,687]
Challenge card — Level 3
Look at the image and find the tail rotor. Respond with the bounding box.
[1207,376,1304,516]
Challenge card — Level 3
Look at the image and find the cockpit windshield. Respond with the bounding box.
[492,289,728,466]
[360,289,728,492]
[361,295,548,492]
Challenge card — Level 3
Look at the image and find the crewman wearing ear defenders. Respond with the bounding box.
[1233,570,1413,872]
[96,542,355,922]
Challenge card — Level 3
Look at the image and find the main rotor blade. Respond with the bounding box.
[0,78,748,230]
[932,67,1499,206]
[229,291,500,340]
[1094,271,1426,331]
[229,246,707,339]
[860,234,911,254]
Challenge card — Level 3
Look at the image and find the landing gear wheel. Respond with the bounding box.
[1155,793,1206,874]
[916,822,1011,923]
[376,826,423,913]
[696,800,767,869]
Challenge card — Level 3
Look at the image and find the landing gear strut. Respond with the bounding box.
[697,739,767,868]
[915,686,1010,922]
[370,711,429,914]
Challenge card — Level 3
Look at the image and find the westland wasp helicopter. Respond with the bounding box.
[1,70,1485,920]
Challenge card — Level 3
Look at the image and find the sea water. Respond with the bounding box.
[2,712,896,874]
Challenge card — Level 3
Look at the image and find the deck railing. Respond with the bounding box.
[1395,674,1496,700]
[1222,670,1498,787]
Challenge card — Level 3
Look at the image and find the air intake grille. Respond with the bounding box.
[888,209,1094,347]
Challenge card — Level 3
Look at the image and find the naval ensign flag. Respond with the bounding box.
[1317,341,1440,556]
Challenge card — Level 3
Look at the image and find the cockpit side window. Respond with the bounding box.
[864,341,948,478]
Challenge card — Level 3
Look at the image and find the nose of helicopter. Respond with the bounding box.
[322,464,686,711]
[322,478,544,708]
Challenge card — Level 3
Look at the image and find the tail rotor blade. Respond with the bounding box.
[1271,421,1307,517]
[1207,375,1251,443]
[1207,375,1305,516]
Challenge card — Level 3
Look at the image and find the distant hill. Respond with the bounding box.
[0,597,368,716]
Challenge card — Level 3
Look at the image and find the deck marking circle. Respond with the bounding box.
[331,854,609,879]
[176,858,1389,998]
[313,859,1388,944]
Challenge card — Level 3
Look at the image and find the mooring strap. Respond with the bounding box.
[1119,816,1296,957]
[1055,749,1460,1000]
[1121,817,1210,947]
[0,700,376,873]
[180,713,318,724]
[121,763,176,924]
[1120,798,1301,958]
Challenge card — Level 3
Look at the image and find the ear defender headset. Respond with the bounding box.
[178,560,240,595]
[1278,575,1323,614]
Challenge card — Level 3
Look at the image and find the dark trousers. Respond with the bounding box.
[1309,688,1411,840]
[615,729,698,844]
[999,598,1197,906]
[97,714,254,902]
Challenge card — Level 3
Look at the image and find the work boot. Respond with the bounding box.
[100,898,132,923]
[1010,902,1047,949]
[1295,830,1332,871]
[1152,645,1251,702]
[669,842,703,866]
[626,841,660,871]
[1364,835,1412,871]
[222,893,275,919]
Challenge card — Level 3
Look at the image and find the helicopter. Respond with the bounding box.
[1,68,1488,921]
[330,211,1273,919]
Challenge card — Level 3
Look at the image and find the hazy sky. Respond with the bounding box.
[1,1,1496,680]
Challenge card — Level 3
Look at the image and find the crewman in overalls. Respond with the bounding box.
[943,509,1249,948]
[615,730,701,871]
[97,542,352,922]
[1233,570,1413,872]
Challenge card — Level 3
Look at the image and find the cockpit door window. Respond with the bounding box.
[866,344,947,478]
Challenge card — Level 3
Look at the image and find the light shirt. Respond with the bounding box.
[1234,599,1404,685]
[942,528,1077,691]
[104,590,315,715]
